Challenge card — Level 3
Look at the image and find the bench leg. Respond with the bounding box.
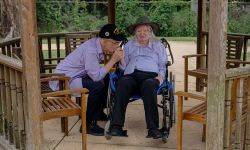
[184,63,188,100]
[61,117,68,136]
[76,97,81,119]
[202,124,206,142]
[177,96,183,150]
[81,94,87,150]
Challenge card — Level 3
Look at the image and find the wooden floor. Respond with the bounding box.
[43,100,206,150]
[43,41,206,150]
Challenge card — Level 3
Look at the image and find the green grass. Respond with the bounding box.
[247,52,250,60]
[42,50,66,65]
[43,50,66,58]
[41,39,65,44]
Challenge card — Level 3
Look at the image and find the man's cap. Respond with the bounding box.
[99,24,126,41]
[127,16,160,35]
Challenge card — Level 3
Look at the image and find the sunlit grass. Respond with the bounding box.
[42,50,66,65]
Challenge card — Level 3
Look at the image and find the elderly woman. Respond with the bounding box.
[109,16,167,139]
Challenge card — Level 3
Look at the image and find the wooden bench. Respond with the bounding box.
[41,88,88,150]
[176,76,249,150]
[183,35,245,93]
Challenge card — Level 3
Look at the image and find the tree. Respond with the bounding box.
[2,0,20,39]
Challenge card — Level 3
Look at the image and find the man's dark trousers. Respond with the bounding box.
[111,70,160,129]
[82,75,109,124]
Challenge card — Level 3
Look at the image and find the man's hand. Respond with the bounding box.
[155,74,163,85]
[111,47,124,63]
[105,47,124,73]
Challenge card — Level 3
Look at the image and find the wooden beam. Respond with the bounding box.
[196,0,207,91]
[19,0,42,149]
[206,0,227,149]
[108,0,115,24]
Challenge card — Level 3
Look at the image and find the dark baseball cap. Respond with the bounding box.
[99,24,126,41]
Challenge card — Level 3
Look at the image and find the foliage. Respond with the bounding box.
[37,1,64,32]
[171,8,197,36]
[149,1,190,36]
[35,0,250,37]
[116,0,147,36]
[228,2,250,34]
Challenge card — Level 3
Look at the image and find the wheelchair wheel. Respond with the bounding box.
[104,120,112,140]
[161,88,171,143]
[169,87,175,127]
[170,74,176,125]
[105,83,115,140]
[106,83,116,117]
[106,84,112,118]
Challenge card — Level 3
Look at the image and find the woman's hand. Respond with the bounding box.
[155,74,163,85]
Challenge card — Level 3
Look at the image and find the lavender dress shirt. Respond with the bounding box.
[49,38,107,91]
[121,39,167,78]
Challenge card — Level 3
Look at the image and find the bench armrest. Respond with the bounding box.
[40,75,70,83]
[226,59,250,65]
[182,54,207,59]
[41,88,89,98]
[175,91,206,101]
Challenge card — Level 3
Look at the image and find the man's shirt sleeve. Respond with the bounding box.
[84,51,107,81]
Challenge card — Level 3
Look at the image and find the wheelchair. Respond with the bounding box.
[104,38,175,143]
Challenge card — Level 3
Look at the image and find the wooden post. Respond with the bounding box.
[0,65,4,136]
[177,96,183,150]
[245,77,250,150]
[196,0,207,91]
[197,0,207,55]
[223,80,232,149]
[19,0,42,149]
[235,78,244,149]
[108,0,115,24]
[206,0,227,149]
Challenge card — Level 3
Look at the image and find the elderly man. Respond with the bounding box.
[50,24,126,136]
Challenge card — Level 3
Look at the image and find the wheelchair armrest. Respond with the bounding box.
[156,80,172,94]
[115,66,125,76]
[41,88,89,98]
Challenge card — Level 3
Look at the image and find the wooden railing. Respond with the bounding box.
[0,54,25,149]
[0,38,21,57]
[224,66,250,149]
[38,31,98,73]
[0,31,98,73]
[0,31,98,149]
